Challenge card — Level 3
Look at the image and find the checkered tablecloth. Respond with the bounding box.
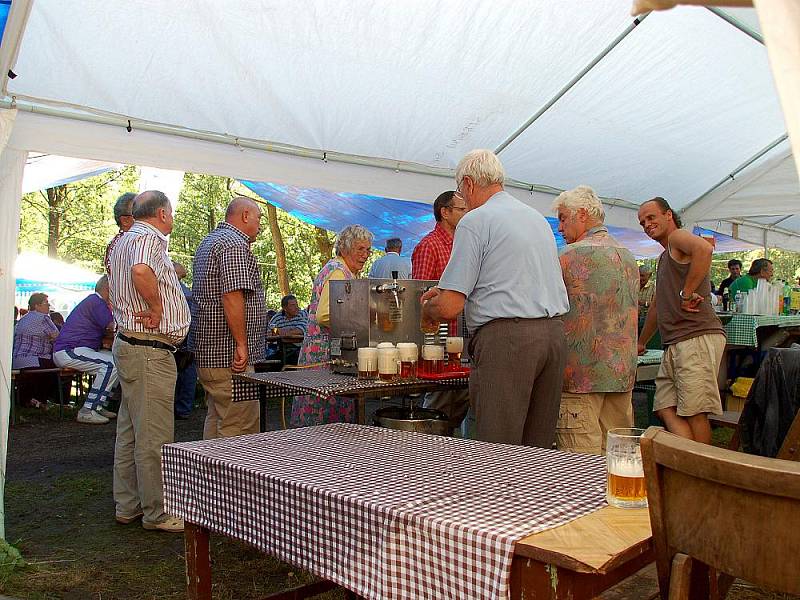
[724,314,800,347]
[163,423,606,600]
[233,370,469,402]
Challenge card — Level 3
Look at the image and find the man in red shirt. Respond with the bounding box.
[412,191,466,279]
[412,190,470,432]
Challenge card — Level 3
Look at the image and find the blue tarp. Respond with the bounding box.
[240,180,757,259]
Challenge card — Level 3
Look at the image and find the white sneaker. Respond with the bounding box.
[77,408,109,424]
[97,407,117,419]
[142,516,184,532]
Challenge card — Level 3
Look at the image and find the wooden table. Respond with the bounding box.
[185,507,653,600]
[167,424,654,600]
[511,506,653,598]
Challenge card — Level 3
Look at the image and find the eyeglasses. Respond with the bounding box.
[446,204,467,212]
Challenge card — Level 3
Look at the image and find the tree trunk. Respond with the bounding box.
[46,185,67,258]
[315,226,333,267]
[267,203,289,296]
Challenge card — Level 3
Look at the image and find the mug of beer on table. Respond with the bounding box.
[606,428,647,508]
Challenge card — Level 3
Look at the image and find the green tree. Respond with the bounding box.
[18,166,139,271]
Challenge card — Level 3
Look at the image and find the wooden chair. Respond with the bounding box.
[641,427,800,599]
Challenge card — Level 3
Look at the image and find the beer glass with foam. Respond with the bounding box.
[420,344,444,375]
[606,428,647,508]
[396,342,418,379]
[377,346,400,381]
[357,347,378,379]
[445,336,463,367]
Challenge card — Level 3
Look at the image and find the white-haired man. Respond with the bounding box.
[421,149,569,447]
[553,186,639,454]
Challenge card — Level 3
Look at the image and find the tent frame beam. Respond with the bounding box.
[705,7,764,44]
[494,14,648,155]
[1,97,644,211]
[680,133,789,219]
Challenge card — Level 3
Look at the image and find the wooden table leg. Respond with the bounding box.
[185,521,212,600]
[260,385,267,433]
[356,393,366,425]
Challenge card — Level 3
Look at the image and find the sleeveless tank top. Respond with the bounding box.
[656,247,725,346]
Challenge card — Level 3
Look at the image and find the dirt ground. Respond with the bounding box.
[0,396,795,599]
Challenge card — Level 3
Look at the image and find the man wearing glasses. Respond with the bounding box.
[412,190,469,433]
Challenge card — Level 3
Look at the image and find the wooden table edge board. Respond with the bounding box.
[513,505,653,574]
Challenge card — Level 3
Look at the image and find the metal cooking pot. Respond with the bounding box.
[373,406,451,436]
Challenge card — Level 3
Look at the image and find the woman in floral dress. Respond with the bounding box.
[291,225,373,426]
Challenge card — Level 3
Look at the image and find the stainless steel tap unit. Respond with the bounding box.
[329,276,438,374]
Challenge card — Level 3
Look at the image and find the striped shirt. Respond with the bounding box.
[268,309,309,336]
[12,311,59,369]
[108,221,190,344]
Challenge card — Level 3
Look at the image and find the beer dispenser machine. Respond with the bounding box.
[328,273,438,375]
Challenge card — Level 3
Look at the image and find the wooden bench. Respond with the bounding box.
[10,367,86,422]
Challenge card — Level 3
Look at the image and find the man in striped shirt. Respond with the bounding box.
[108,190,190,533]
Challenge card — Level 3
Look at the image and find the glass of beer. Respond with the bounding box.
[606,428,647,508]
[420,344,444,376]
[397,342,418,379]
[357,347,378,379]
[377,346,400,381]
[446,336,463,367]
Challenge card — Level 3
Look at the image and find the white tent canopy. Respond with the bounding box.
[1,0,797,246]
[0,0,799,539]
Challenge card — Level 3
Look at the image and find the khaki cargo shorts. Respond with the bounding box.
[556,391,633,455]
[654,333,726,417]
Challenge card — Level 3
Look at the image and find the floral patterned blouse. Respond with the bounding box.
[558,226,639,393]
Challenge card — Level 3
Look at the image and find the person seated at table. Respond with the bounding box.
[292,224,373,426]
[368,237,411,279]
[266,294,308,366]
[52,276,119,425]
[728,258,773,297]
[12,293,61,407]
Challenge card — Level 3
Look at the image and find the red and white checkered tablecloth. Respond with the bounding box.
[163,423,606,600]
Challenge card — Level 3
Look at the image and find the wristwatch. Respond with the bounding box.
[679,290,690,300]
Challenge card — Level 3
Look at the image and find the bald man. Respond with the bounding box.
[192,197,268,439]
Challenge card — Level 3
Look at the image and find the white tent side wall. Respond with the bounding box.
[0,109,26,540]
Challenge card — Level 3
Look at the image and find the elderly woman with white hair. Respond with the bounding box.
[291,224,374,426]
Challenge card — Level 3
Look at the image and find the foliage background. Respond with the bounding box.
[17,167,800,311]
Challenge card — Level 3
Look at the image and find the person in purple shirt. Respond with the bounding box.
[12,293,61,407]
[53,276,118,425]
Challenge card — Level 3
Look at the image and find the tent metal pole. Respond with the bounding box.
[706,7,764,45]
[680,133,789,216]
[494,14,648,155]
[0,97,643,210]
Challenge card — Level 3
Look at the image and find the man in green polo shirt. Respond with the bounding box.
[729,258,774,297]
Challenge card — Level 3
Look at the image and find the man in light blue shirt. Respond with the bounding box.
[421,149,569,448]
[368,238,412,279]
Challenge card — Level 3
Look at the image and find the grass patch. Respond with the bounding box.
[2,472,344,599]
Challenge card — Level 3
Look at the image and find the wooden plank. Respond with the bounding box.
[185,522,212,600]
[514,506,652,573]
[510,546,654,599]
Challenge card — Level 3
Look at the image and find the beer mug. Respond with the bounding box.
[396,342,418,379]
[445,336,463,367]
[606,428,647,508]
[420,344,444,375]
[357,347,378,379]
[377,346,400,381]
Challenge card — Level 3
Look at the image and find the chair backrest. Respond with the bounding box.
[641,427,800,597]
